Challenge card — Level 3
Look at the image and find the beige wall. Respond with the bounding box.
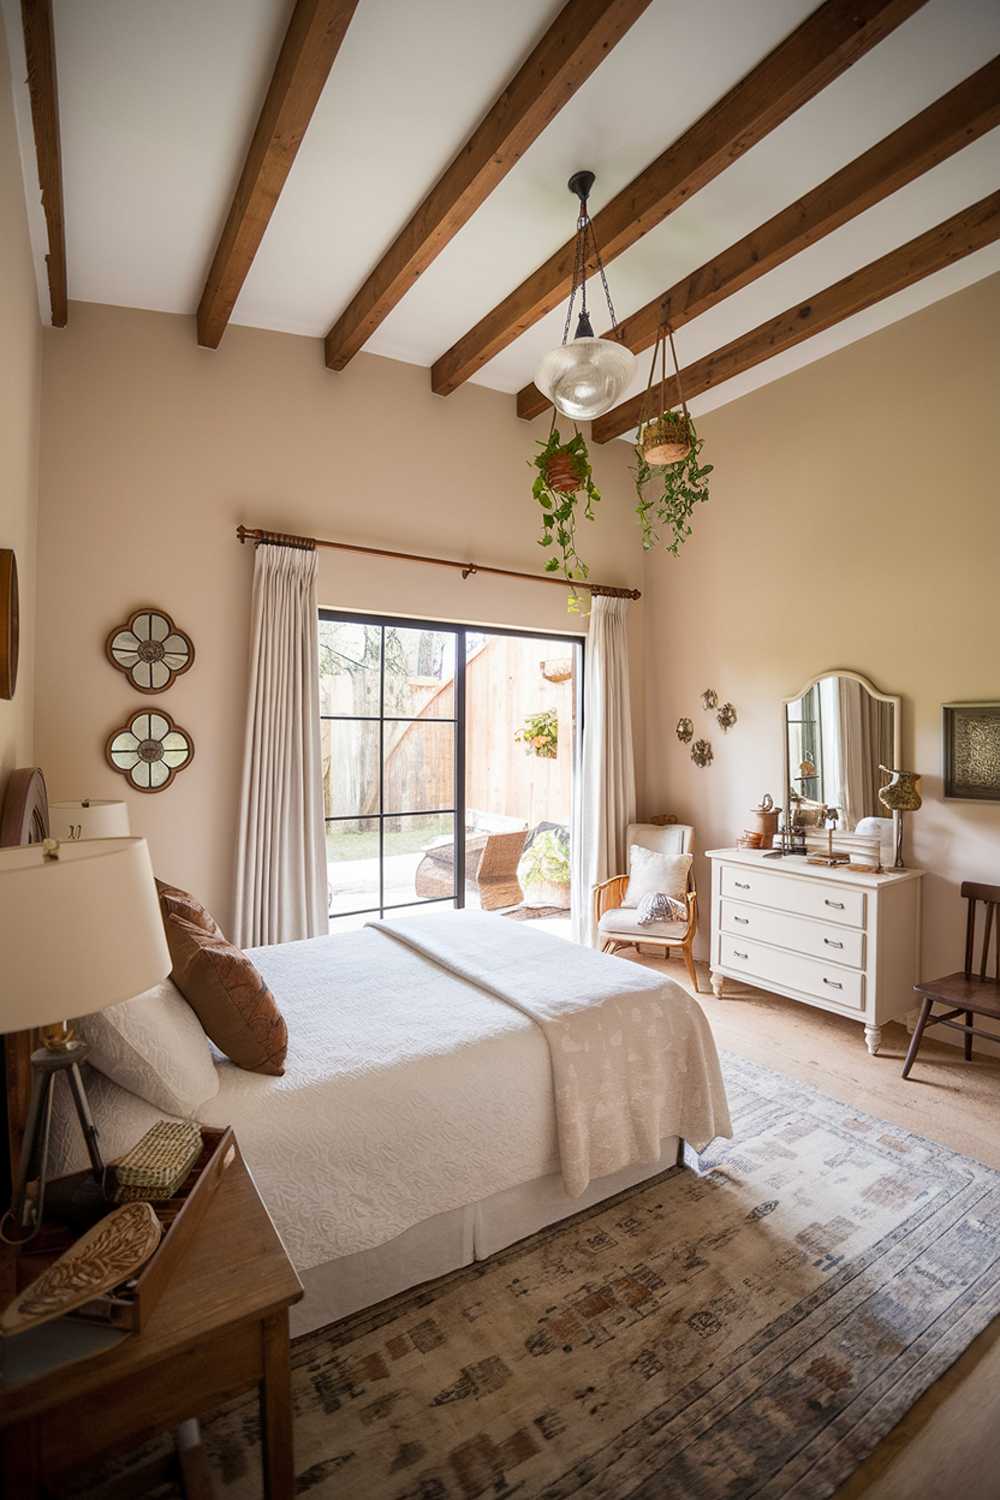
[0,13,41,805]
[35,303,642,927]
[640,271,1000,997]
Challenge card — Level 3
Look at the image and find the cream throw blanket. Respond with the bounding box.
[372,911,731,1197]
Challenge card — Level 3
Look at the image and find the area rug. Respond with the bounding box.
[502,904,570,921]
[83,1054,1000,1499]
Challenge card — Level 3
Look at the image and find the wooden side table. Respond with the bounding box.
[0,1148,303,1498]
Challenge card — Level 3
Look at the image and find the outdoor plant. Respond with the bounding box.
[531,422,600,606]
[515,708,558,760]
[633,415,713,556]
[519,826,571,892]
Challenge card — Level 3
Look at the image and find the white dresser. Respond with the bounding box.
[706,848,923,1054]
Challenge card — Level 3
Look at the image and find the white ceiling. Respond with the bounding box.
[4,0,999,430]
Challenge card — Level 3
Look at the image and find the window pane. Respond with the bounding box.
[384,627,455,719]
[383,900,456,919]
[383,720,454,814]
[328,911,371,935]
[319,619,381,717]
[387,814,455,904]
[322,720,380,817]
[326,817,379,915]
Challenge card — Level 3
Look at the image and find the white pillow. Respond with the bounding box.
[76,978,219,1116]
[623,846,692,908]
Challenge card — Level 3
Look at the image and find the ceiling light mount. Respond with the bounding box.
[534,171,634,422]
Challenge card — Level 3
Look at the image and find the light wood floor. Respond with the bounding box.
[628,951,1000,1500]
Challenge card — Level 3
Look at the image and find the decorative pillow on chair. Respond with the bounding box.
[164,915,288,1076]
[76,978,219,1115]
[636,891,688,926]
[623,846,692,908]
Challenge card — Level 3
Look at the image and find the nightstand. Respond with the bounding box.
[1,1148,303,1498]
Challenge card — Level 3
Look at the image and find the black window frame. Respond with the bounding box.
[319,609,584,924]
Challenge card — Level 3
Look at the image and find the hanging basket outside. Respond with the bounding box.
[542,449,582,494]
[641,409,692,466]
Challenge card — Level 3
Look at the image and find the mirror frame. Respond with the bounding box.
[782,668,901,824]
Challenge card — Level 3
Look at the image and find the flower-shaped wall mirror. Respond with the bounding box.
[106,710,194,793]
[106,608,194,693]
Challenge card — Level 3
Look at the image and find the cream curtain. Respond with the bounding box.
[234,544,327,947]
[573,595,637,946]
[837,678,894,827]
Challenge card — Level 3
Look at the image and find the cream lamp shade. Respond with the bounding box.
[48,798,130,841]
[0,837,169,1033]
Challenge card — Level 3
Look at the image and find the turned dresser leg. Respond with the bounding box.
[710,971,724,998]
[864,1025,882,1057]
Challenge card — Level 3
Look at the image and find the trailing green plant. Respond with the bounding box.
[531,423,600,607]
[633,417,713,555]
[515,708,558,760]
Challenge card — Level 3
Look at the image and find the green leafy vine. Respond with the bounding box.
[632,417,713,555]
[532,424,601,608]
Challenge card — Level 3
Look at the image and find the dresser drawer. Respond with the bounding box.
[720,933,865,1011]
[720,865,865,928]
[720,899,865,969]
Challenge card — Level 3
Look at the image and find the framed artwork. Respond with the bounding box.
[943,702,1000,802]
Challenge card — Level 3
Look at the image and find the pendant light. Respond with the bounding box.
[533,172,634,421]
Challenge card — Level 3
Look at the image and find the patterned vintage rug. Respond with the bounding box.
[81,1054,1000,1499]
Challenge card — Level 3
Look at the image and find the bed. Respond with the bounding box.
[4,772,731,1338]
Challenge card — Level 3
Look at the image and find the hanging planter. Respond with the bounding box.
[633,323,713,556]
[532,420,601,596]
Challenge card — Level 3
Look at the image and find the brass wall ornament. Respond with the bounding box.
[107,608,194,693]
[691,738,714,768]
[676,717,693,743]
[701,689,718,711]
[717,702,737,732]
[106,709,194,793]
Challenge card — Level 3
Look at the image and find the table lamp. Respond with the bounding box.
[48,799,130,842]
[0,836,169,1241]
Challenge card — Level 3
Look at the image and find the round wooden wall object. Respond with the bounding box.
[0,549,19,700]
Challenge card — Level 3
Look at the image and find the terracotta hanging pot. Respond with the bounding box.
[641,409,692,466]
[542,449,581,493]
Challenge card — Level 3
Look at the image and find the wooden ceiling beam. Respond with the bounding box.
[197,0,360,350]
[590,189,1000,444]
[323,0,652,371]
[21,0,67,326]
[431,0,930,399]
[517,55,1000,420]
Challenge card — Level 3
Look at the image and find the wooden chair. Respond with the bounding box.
[593,821,699,993]
[903,881,1000,1079]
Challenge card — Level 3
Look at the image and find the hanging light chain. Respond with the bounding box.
[560,194,618,347]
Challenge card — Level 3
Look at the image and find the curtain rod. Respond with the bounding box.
[235,526,641,600]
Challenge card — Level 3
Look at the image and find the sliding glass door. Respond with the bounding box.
[319,611,582,930]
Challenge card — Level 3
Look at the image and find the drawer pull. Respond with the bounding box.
[824,898,845,910]
[823,938,843,949]
[733,950,749,960]
[822,977,843,989]
[734,881,751,890]
[733,915,749,924]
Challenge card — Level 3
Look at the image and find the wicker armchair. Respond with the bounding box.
[593,821,699,993]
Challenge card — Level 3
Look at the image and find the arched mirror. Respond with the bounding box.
[783,670,900,831]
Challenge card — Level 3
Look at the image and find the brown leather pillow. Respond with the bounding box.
[155,879,224,938]
[164,915,287,1076]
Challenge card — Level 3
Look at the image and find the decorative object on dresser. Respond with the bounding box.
[0,1150,302,1500]
[903,881,1000,1079]
[47,799,129,842]
[877,765,922,869]
[942,701,1000,802]
[105,607,194,693]
[105,708,194,792]
[0,547,19,699]
[594,821,699,992]
[778,668,899,858]
[806,808,850,867]
[708,848,923,1055]
[0,836,170,1240]
[740,792,781,850]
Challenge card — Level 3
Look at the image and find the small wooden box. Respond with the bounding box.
[16,1127,237,1333]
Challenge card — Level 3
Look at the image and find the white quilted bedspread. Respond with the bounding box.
[50,916,730,1270]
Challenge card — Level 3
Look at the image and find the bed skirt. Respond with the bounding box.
[292,1135,684,1336]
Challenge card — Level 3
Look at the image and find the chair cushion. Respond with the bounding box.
[599,907,687,941]
[623,847,692,907]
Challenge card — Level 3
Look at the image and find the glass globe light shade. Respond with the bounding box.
[534,336,635,421]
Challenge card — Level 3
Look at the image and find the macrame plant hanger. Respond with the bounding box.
[637,322,692,465]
